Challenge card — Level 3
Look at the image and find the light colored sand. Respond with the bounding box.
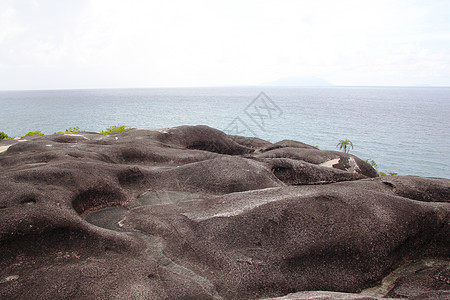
[320,157,362,173]
[348,157,362,173]
[1,139,29,153]
[135,128,169,133]
[319,158,340,168]
[64,133,88,139]
[0,145,11,153]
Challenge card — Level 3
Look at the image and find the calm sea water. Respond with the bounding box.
[0,86,449,178]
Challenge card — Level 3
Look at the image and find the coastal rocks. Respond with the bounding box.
[255,147,378,178]
[160,156,283,194]
[263,291,389,299]
[121,181,448,299]
[376,176,450,203]
[0,125,448,299]
[386,264,450,298]
[138,125,254,155]
[262,157,366,185]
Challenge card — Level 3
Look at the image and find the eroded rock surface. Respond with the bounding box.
[0,125,448,299]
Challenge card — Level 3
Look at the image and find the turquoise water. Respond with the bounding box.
[0,86,449,178]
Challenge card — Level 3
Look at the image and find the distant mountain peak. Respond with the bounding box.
[261,76,334,87]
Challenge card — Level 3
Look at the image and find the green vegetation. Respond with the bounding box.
[24,130,44,137]
[336,139,353,153]
[364,158,397,176]
[53,126,86,135]
[66,126,85,133]
[379,171,398,176]
[365,159,378,170]
[24,125,129,137]
[0,131,11,140]
[101,125,130,135]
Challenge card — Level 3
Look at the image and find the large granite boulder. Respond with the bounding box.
[0,125,448,299]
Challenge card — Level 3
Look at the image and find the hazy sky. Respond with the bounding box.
[1,0,449,90]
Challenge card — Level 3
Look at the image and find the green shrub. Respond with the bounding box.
[24,130,44,137]
[379,171,397,176]
[0,131,11,140]
[365,159,397,176]
[53,126,85,135]
[378,170,398,176]
[101,125,130,135]
[365,159,378,170]
[65,126,85,133]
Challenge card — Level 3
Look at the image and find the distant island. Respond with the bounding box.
[261,76,334,87]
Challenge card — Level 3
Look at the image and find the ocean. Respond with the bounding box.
[0,86,449,179]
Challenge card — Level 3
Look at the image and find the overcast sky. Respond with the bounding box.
[1,0,449,90]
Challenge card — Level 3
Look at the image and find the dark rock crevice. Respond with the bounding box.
[72,187,127,216]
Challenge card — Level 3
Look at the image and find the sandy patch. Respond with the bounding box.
[348,157,362,173]
[64,133,88,139]
[320,157,362,173]
[319,158,340,168]
[135,128,169,133]
[0,145,11,153]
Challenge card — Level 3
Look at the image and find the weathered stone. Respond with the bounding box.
[0,125,448,299]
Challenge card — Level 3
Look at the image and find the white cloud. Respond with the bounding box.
[0,5,24,44]
[0,0,449,89]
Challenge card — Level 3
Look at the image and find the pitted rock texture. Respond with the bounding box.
[0,125,448,299]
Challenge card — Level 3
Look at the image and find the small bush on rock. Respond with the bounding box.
[0,131,11,140]
[65,126,85,133]
[365,159,397,176]
[53,126,85,135]
[379,171,398,176]
[365,159,378,170]
[101,125,130,135]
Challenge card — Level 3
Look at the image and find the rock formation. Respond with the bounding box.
[0,125,448,299]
